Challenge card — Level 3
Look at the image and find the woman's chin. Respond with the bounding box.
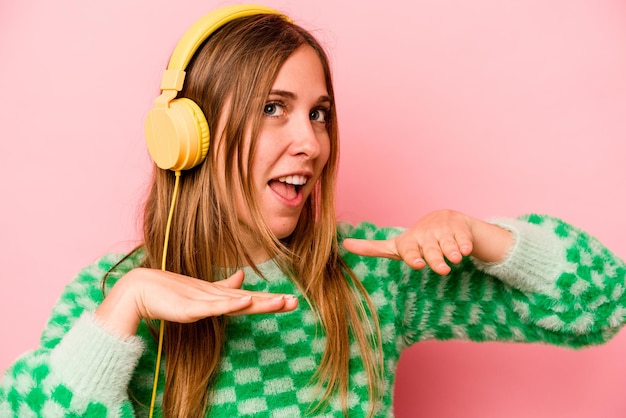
[270,219,300,240]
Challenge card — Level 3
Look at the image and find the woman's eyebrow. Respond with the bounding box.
[269,89,296,100]
[318,95,333,105]
[269,90,333,105]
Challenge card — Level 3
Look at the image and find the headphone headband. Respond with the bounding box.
[170,4,286,72]
[145,4,289,171]
[160,4,288,92]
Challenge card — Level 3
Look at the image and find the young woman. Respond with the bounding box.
[1,5,625,417]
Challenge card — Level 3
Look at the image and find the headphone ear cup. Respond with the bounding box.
[145,98,210,171]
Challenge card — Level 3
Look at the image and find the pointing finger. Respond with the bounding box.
[343,238,400,260]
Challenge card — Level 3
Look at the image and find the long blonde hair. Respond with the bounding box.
[138,14,383,417]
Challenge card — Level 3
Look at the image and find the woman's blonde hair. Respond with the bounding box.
[138,14,382,417]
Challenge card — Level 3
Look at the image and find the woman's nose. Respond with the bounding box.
[288,114,321,158]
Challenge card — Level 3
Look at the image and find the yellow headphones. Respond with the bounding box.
[144,4,287,171]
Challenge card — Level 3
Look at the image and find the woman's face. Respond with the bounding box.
[228,45,332,259]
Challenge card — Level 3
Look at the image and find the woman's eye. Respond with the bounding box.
[263,102,285,117]
[310,107,329,123]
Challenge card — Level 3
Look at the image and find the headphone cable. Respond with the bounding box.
[149,170,182,418]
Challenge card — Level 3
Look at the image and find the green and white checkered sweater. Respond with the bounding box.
[2,214,626,417]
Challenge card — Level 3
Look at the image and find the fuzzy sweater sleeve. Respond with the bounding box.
[0,254,144,418]
[340,214,626,350]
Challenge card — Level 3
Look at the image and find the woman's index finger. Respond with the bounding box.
[342,238,401,260]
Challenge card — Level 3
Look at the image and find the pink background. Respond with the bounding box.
[1,0,625,416]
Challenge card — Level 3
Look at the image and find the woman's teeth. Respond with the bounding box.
[278,175,307,186]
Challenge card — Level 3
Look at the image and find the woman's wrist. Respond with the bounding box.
[469,218,515,264]
[95,270,142,337]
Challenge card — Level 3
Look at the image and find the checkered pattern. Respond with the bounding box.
[1,214,625,417]
[205,263,374,417]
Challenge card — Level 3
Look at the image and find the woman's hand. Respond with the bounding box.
[343,209,514,275]
[95,268,298,337]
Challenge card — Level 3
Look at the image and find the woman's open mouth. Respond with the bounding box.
[268,175,308,203]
